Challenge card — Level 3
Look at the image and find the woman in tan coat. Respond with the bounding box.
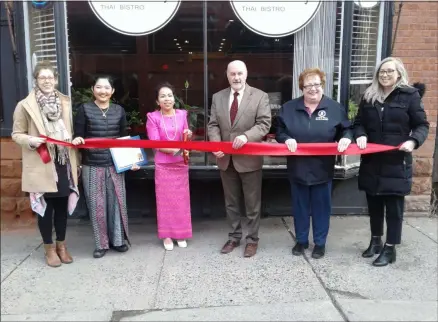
[12,61,79,268]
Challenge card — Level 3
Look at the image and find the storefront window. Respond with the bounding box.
[334,1,383,172]
[205,1,295,166]
[22,0,384,169]
[23,1,57,90]
[67,1,206,165]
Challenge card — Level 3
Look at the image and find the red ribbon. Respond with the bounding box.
[38,135,398,164]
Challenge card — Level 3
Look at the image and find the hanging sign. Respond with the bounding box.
[229,0,321,38]
[88,1,181,36]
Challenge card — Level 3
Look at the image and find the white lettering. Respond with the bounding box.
[100,4,115,10]
[119,4,145,10]
[242,5,256,12]
[261,6,285,12]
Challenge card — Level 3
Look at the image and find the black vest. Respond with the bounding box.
[80,102,127,167]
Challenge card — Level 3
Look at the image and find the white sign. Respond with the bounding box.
[230,1,321,38]
[354,1,380,9]
[88,1,181,36]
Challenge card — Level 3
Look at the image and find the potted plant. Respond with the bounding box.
[173,94,203,136]
[126,110,145,135]
[71,87,94,117]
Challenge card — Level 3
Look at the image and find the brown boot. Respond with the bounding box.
[43,244,61,267]
[56,240,73,264]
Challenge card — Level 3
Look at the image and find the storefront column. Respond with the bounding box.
[338,1,354,111]
[53,1,70,97]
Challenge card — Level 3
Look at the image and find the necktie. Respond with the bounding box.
[230,91,239,125]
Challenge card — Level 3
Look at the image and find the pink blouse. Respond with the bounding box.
[146,109,189,164]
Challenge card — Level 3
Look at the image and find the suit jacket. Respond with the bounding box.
[207,84,271,173]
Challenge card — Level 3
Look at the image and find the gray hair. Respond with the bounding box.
[363,57,412,104]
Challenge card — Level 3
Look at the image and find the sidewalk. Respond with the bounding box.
[1,216,437,321]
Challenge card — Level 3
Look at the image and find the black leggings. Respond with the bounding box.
[37,197,69,244]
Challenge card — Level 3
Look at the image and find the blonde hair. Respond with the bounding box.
[363,57,411,105]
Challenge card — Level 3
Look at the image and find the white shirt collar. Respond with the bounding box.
[231,84,245,96]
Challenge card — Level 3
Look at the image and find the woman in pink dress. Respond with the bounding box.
[146,82,193,250]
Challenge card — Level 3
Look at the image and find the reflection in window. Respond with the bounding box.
[206,1,294,166]
[67,1,206,165]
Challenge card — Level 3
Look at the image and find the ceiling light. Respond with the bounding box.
[174,38,177,41]
[185,40,189,43]
[229,19,234,22]
[218,49,222,51]
[176,43,179,45]
[220,43,224,45]
[189,52,193,54]
[222,38,226,41]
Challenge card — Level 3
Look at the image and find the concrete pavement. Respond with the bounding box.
[1,216,437,321]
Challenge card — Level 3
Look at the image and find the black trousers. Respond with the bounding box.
[366,194,404,244]
[37,197,69,244]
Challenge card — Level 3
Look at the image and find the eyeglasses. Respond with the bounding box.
[37,76,55,81]
[303,83,321,90]
[379,69,395,76]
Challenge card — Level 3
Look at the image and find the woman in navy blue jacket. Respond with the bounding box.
[276,68,352,259]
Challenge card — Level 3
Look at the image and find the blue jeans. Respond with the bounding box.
[290,181,332,246]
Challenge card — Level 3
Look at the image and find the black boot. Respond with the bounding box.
[362,236,383,258]
[111,244,129,252]
[93,249,107,258]
[373,244,396,267]
[292,242,309,256]
[311,245,326,259]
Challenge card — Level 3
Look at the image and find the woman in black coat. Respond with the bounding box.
[353,57,429,267]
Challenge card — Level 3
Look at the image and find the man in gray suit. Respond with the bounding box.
[207,60,271,257]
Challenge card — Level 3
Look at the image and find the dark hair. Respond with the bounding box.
[155,82,175,100]
[92,74,114,88]
[33,60,58,79]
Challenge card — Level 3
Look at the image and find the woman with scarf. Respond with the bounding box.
[72,75,139,258]
[12,61,79,268]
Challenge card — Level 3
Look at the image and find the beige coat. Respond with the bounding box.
[207,84,272,173]
[11,89,79,193]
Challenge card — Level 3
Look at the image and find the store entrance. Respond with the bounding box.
[66,1,294,168]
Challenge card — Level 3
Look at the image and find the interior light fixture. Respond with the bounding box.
[185,40,189,43]
[176,43,179,45]
[222,38,226,41]
[174,38,177,41]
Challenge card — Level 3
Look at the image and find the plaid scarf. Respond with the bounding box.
[35,87,71,165]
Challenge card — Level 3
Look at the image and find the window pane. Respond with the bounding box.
[67,1,206,165]
[206,1,294,166]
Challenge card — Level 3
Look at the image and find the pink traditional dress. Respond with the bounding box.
[146,109,192,240]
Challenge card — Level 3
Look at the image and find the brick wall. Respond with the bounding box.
[392,1,438,213]
[0,138,35,229]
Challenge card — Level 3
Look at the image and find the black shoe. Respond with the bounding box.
[93,249,107,258]
[111,244,129,253]
[373,244,396,267]
[362,236,383,258]
[292,242,309,256]
[312,245,326,259]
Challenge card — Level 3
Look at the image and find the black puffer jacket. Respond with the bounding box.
[74,102,128,167]
[353,83,430,196]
